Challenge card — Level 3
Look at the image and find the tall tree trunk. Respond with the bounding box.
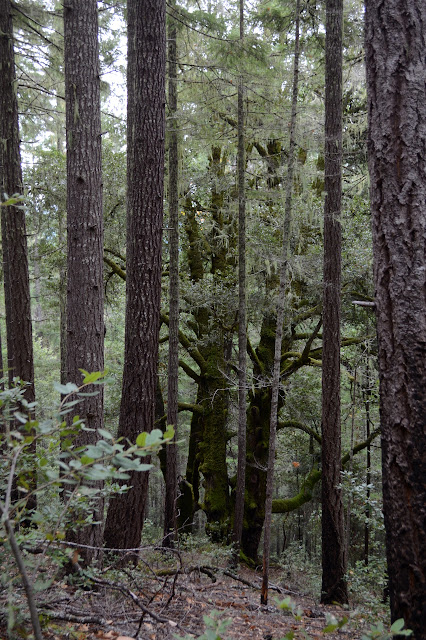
[365,1,426,634]
[320,0,348,605]
[363,350,371,567]
[0,0,36,513]
[59,211,67,386]
[163,8,179,548]
[178,150,234,541]
[56,84,67,388]
[346,370,356,562]
[64,0,104,563]
[0,326,4,389]
[104,0,166,552]
[261,0,300,604]
[0,0,35,401]
[233,0,247,563]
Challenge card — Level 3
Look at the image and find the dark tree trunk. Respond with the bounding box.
[365,1,426,634]
[0,327,4,389]
[363,350,371,567]
[0,0,36,513]
[320,0,348,605]
[178,151,234,542]
[64,0,104,562]
[261,0,300,603]
[163,9,179,549]
[0,0,35,401]
[233,0,247,561]
[104,0,166,551]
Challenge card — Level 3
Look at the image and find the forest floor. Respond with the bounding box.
[0,544,387,640]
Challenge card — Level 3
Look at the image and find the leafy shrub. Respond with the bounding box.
[0,374,174,640]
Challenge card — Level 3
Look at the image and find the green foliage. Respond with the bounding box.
[1,193,25,207]
[279,597,349,639]
[361,619,412,640]
[0,375,174,637]
[279,596,304,621]
[0,377,174,527]
[175,610,232,640]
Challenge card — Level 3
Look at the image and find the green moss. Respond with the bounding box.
[272,467,321,513]
[239,550,256,568]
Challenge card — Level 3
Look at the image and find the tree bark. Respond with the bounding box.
[233,0,247,563]
[0,0,36,512]
[320,0,348,605]
[261,0,300,604]
[104,0,166,551]
[365,1,426,634]
[0,0,35,401]
[163,8,179,549]
[64,0,104,563]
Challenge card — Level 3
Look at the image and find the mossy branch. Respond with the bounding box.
[348,290,374,303]
[161,312,207,372]
[292,305,321,327]
[178,359,201,383]
[247,336,263,371]
[301,317,322,359]
[156,403,204,429]
[278,419,322,445]
[280,320,323,376]
[342,427,380,465]
[309,335,374,361]
[272,466,321,513]
[104,247,126,263]
[103,255,126,280]
[178,402,204,414]
[272,428,381,514]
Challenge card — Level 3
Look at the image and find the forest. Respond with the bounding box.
[0,0,425,639]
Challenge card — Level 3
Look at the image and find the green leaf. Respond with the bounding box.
[390,619,405,633]
[145,429,164,446]
[98,428,114,440]
[31,511,44,523]
[84,445,103,459]
[84,467,110,481]
[13,411,29,424]
[322,623,338,633]
[1,193,25,207]
[60,399,82,410]
[33,577,53,592]
[54,381,79,395]
[164,425,175,440]
[390,619,412,636]
[279,597,293,610]
[134,463,152,472]
[95,439,114,454]
[136,432,147,447]
[79,369,106,384]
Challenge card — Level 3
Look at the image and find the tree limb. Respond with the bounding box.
[272,427,381,513]
[178,359,201,382]
[278,419,322,445]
